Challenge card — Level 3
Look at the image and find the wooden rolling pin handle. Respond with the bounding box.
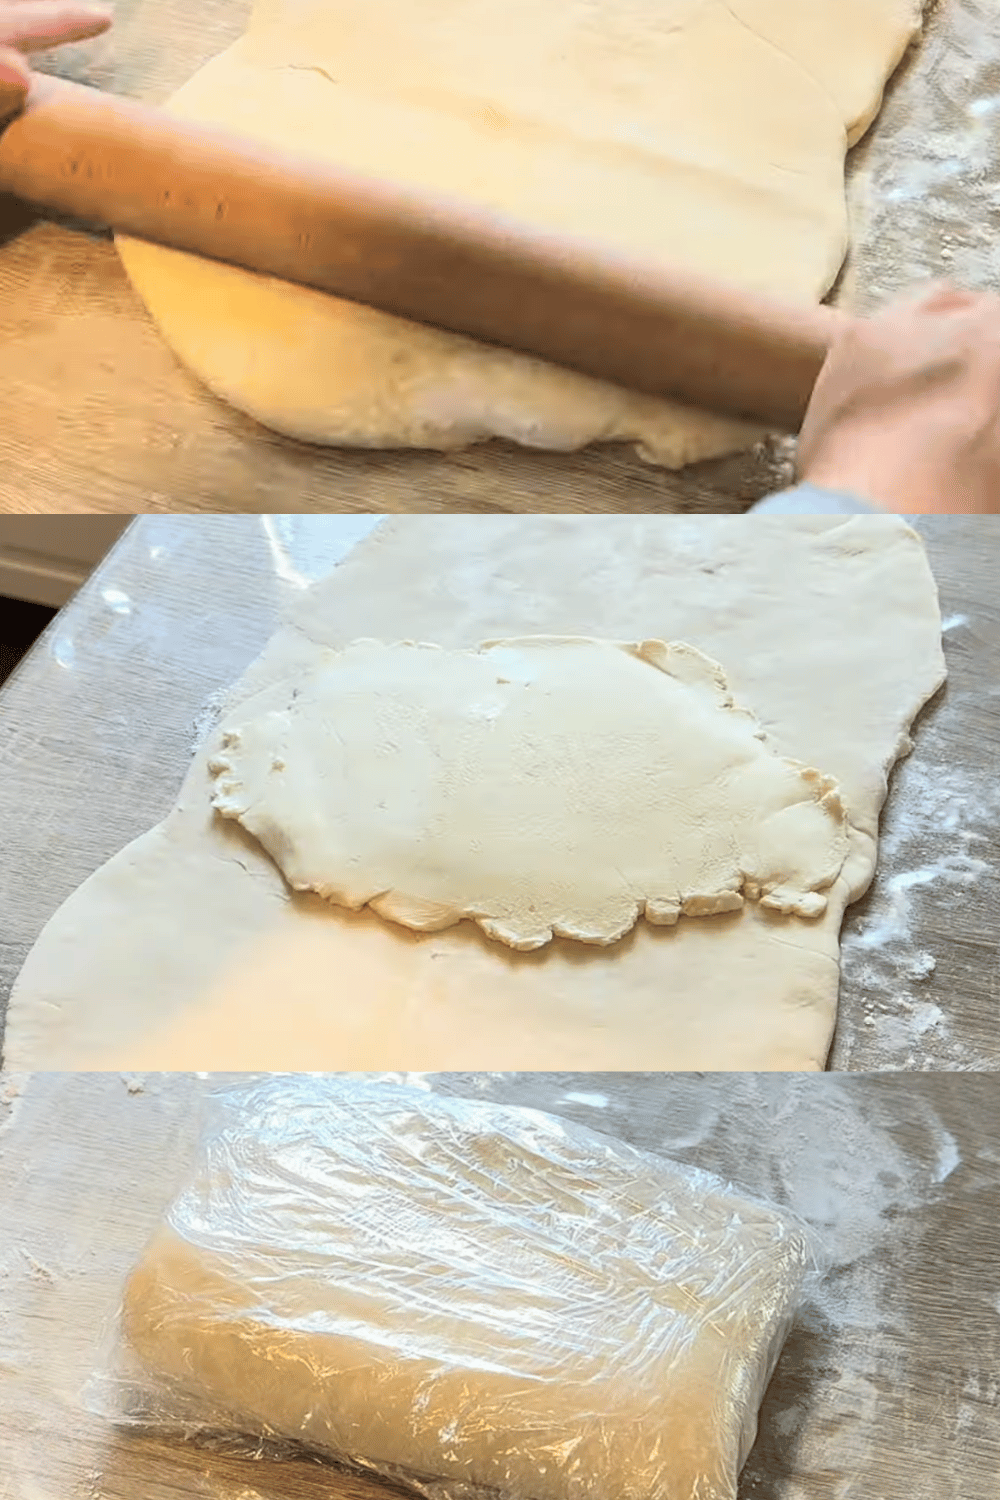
[0,73,846,428]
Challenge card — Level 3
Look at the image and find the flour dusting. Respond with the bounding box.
[844,0,1000,309]
[18,1248,56,1285]
[0,1074,26,1137]
[655,1077,950,1330]
[841,743,1000,1068]
[190,688,227,755]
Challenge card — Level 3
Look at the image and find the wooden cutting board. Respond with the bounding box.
[0,0,957,516]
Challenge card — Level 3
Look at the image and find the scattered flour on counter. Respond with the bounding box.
[712,1073,966,1492]
[772,1403,808,1438]
[80,1469,108,1500]
[844,0,1000,309]
[841,751,999,1069]
[646,1075,959,1331]
[851,855,990,954]
[933,1126,962,1184]
[0,1075,26,1137]
[903,952,937,981]
[17,1249,56,1284]
[190,688,227,755]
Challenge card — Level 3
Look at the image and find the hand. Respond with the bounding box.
[1,3,112,121]
[796,283,1000,515]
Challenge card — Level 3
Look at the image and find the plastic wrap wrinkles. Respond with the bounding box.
[117,1077,817,1500]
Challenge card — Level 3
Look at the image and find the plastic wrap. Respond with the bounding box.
[97,1076,820,1500]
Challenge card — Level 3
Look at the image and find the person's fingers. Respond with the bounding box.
[913,282,977,315]
[958,293,1000,406]
[0,44,30,123]
[967,290,1000,331]
[0,3,113,52]
[851,283,1000,378]
[0,40,30,82]
[869,281,975,327]
[844,286,965,345]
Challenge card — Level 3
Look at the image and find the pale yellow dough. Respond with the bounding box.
[115,0,922,463]
[122,1080,813,1500]
[209,636,849,948]
[6,516,945,1073]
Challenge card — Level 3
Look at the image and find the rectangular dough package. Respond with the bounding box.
[99,1078,820,1500]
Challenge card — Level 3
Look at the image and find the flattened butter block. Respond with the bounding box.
[207,636,850,951]
[122,1080,813,1500]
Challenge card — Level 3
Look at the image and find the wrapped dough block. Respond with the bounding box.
[120,1079,815,1499]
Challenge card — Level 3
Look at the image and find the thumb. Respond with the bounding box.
[0,48,30,125]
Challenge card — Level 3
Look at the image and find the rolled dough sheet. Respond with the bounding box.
[208,636,850,948]
[5,516,945,1072]
[120,1077,815,1500]
[115,0,922,464]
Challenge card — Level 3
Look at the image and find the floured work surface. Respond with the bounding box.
[2,1072,1000,1500]
[4,515,946,1071]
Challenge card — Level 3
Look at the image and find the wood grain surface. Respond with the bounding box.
[0,513,997,1071]
[1,1071,999,1500]
[0,0,963,515]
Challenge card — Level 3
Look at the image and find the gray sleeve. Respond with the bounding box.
[751,484,875,515]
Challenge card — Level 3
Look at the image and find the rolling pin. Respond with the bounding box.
[0,72,848,429]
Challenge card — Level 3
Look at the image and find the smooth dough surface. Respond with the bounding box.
[6,516,945,1072]
[209,636,849,948]
[122,1078,813,1500]
[115,0,922,464]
